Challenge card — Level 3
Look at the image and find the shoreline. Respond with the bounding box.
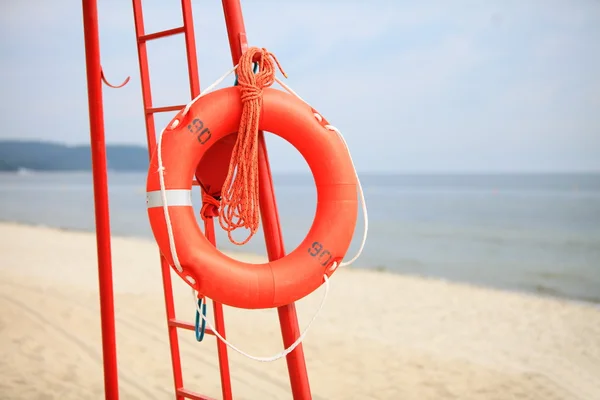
[1,219,598,308]
[2,169,599,307]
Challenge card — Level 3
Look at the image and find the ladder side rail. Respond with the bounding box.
[180,1,233,398]
[131,1,186,399]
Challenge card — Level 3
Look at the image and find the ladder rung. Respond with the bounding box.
[146,105,186,114]
[176,388,216,400]
[138,26,185,42]
[169,319,215,336]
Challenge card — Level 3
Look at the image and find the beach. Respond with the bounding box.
[0,222,599,399]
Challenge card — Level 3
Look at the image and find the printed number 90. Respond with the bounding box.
[308,241,333,266]
[187,118,211,144]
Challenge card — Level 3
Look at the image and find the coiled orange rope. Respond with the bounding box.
[218,47,287,245]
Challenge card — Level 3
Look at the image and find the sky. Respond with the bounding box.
[1,0,599,173]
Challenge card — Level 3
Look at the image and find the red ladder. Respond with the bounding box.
[131,1,231,399]
[129,1,312,399]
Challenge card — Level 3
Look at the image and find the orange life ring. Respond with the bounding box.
[146,86,358,309]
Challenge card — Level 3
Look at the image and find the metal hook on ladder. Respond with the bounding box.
[101,67,130,89]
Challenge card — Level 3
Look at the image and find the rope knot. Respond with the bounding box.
[218,47,287,245]
[239,84,263,102]
[200,192,220,221]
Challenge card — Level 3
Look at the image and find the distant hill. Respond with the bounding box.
[0,140,150,171]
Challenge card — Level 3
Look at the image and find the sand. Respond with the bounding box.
[0,222,599,400]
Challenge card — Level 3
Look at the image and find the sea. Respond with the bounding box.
[1,170,599,304]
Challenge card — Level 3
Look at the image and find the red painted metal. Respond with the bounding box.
[168,319,216,336]
[100,68,130,89]
[81,1,119,399]
[145,105,187,114]
[221,1,313,398]
[138,26,186,42]
[181,1,233,397]
[222,0,247,64]
[203,216,233,400]
[131,1,233,399]
[131,0,157,154]
[176,388,217,400]
[257,136,312,399]
[85,0,314,397]
[181,0,201,98]
[130,3,186,397]
[161,257,186,400]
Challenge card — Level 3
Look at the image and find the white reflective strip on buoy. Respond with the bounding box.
[146,190,193,208]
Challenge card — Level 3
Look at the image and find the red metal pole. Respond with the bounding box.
[221,1,312,398]
[182,2,234,395]
[204,217,233,400]
[181,0,201,97]
[257,137,312,400]
[159,255,185,400]
[81,1,119,399]
[131,0,158,152]
[221,0,247,64]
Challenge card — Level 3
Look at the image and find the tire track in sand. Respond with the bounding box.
[0,293,160,400]
[0,280,303,399]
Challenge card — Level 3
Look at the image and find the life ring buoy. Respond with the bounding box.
[146,86,358,309]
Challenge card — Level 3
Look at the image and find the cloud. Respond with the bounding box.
[1,0,599,172]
